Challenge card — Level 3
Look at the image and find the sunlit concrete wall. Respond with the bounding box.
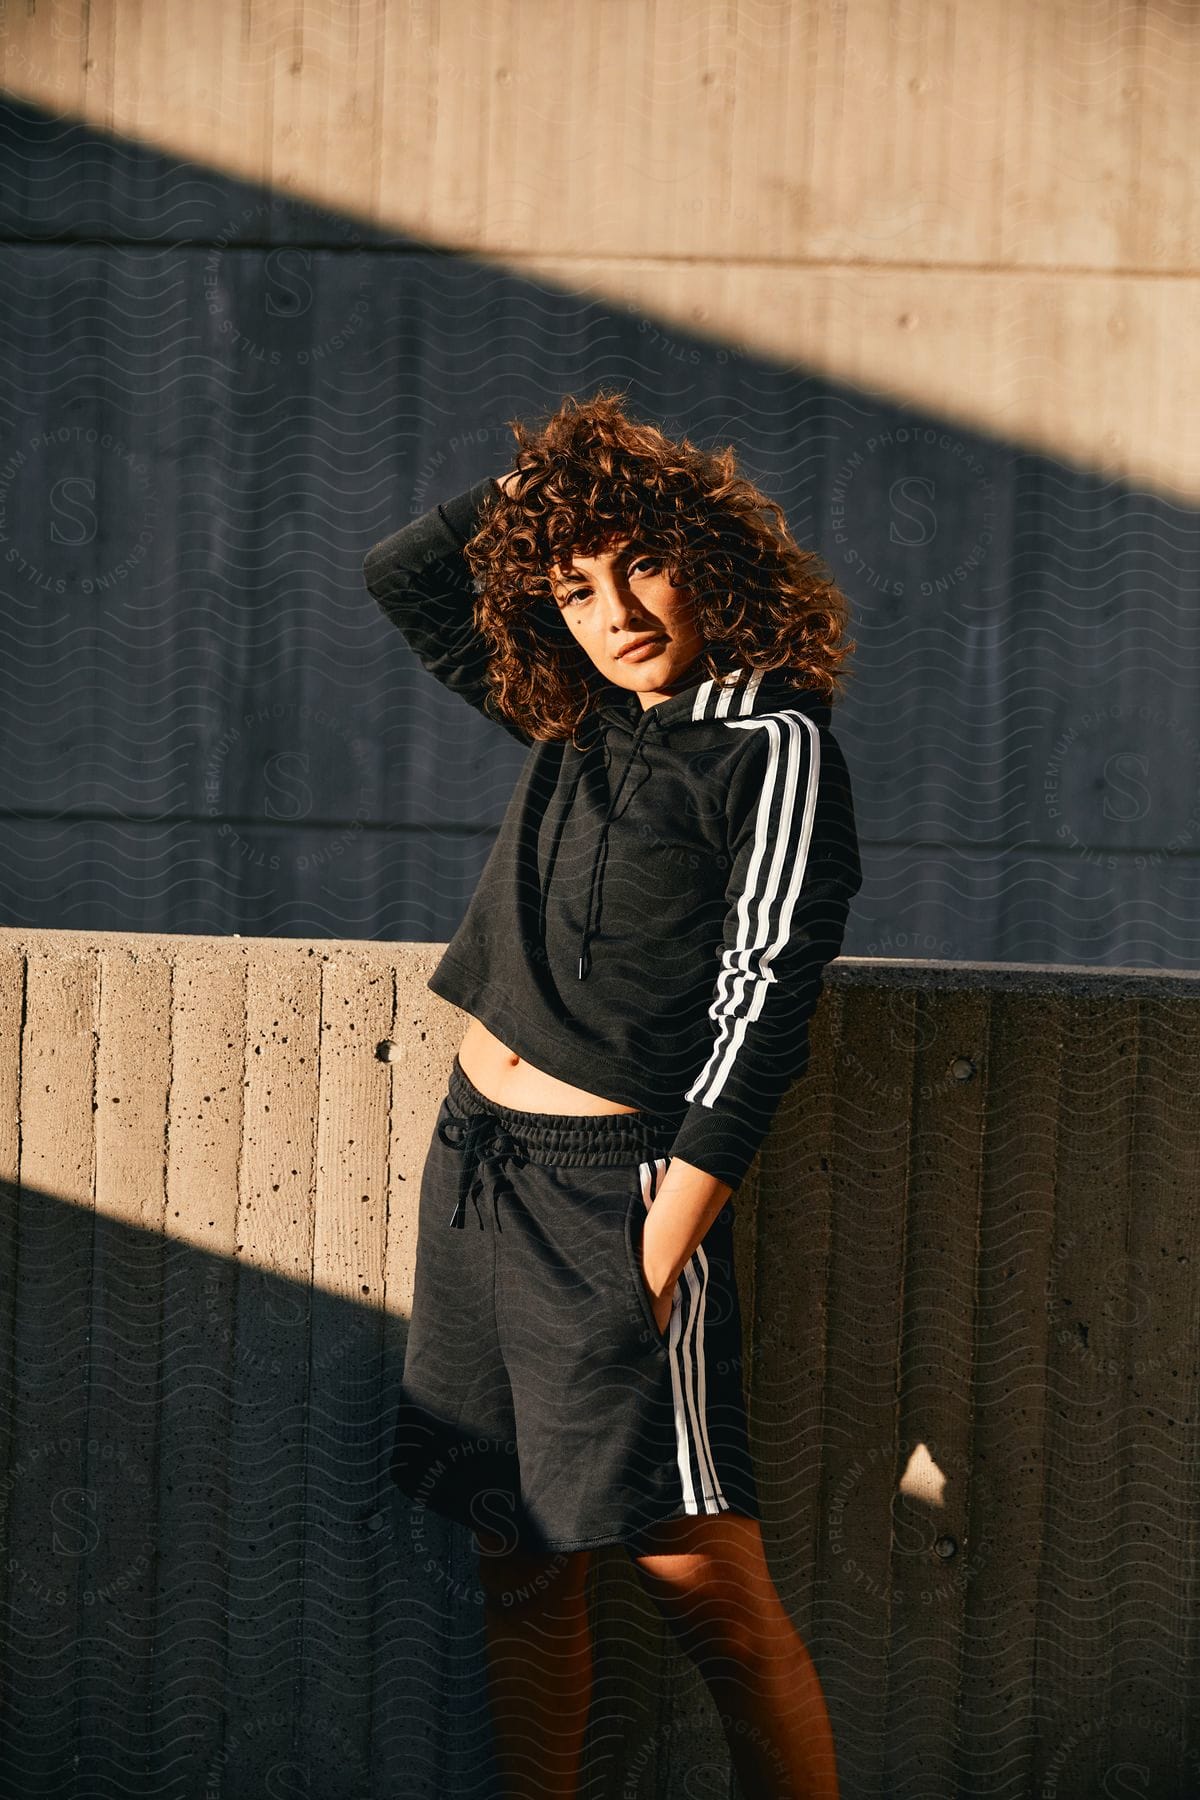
[1,927,1198,1796]
[3,0,1197,498]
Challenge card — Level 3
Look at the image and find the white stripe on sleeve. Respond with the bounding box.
[685,710,821,1109]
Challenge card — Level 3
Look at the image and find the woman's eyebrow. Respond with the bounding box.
[554,541,650,582]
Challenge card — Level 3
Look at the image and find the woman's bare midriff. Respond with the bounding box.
[456,1015,640,1116]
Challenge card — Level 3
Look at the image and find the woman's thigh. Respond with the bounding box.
[625,1512,781,1658]
[474,1528,593,1609]
[628,1509,771,1577]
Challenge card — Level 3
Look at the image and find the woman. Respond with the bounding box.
[362,390,862,1799]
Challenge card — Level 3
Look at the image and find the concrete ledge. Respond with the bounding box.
[827,954,1200,998]
[1,925,1197,1798]
[5,928,1198,999]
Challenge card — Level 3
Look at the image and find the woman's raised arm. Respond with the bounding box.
[361,472,531,746]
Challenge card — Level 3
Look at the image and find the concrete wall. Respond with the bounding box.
[5,0,1198,497]
[1,928,1198,1796]
[0,1,1198,965]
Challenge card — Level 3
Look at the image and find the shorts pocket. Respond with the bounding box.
[622,1161,675,1355]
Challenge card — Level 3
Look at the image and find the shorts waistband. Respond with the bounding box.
[445,1055,678,1169]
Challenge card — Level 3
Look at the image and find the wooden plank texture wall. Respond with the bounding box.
[0,930,1198,1797]
[0,0,1197,970]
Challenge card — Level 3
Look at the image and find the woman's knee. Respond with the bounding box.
[627,1520,777,1666]
[474,1534,592,1612]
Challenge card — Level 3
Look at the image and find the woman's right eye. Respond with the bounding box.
[552,556,660,604]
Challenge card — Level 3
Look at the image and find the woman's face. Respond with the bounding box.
[547,540,706,709]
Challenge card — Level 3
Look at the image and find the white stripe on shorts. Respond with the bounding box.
[638,1157,731,1516]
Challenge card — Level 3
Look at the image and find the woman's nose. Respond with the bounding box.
[597,575,643,624]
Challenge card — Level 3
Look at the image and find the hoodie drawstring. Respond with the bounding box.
[537,752,591,950]
[532,671,809,988]
[437,1112,525,1229]
[577,710,660,981]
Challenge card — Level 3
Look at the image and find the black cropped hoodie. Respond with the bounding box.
[362,476,863,1192]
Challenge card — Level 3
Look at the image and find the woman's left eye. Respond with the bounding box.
[557,557,659,604]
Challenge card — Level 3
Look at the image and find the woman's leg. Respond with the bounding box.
[474,1528,594,1800]
[627,1513,839,1800]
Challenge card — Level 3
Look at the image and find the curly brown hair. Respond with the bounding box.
[463,387,856,744]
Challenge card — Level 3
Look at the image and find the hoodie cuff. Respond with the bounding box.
[666,1095,783,1193]
[437,475,500,546]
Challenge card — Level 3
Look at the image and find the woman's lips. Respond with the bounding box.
[618,637,667,662]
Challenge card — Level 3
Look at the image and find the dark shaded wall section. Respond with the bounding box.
[2,98,1197,966]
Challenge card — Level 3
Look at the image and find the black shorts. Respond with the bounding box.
[389,1056,761,1555]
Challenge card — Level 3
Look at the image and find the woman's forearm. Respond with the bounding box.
[640,1158,734,1298]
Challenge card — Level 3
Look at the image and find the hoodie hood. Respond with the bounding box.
[570,665,832,980]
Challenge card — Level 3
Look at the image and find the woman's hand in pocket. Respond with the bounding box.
[639,1238,675,1340]
[650,1285,674,1340]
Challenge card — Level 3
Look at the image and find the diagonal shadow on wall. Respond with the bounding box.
[2,97,1198,967]
[0,1169,513,1798]
[4,937,1200,1800]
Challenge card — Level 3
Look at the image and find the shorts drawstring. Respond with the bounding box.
[437,1111,523,1230]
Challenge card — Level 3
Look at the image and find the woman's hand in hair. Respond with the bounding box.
[496,469,522,499]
